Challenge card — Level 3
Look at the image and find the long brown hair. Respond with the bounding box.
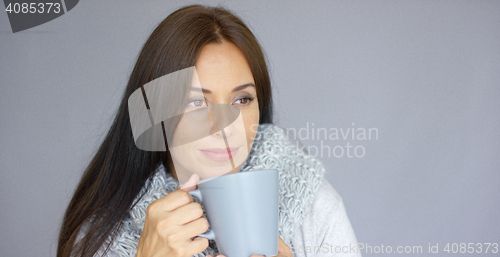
[57,5,273,257]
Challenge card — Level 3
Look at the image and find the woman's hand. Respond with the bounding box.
[207,236,293,257]
[275,236,294,257]
[136,174,209,257]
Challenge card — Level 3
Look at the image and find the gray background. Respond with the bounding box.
[1,0,499,256]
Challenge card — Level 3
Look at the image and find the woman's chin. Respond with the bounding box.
[184,150,248,179]
[197,165,236,179]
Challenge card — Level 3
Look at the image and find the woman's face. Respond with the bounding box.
[168,40,260,184]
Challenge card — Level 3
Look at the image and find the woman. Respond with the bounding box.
[58,5,361,257]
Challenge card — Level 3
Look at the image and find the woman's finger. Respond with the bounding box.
[180,174,200,191]
[277,236,293,257]
[171,202,204,225]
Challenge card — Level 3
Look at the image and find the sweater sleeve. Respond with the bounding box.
[291,178,362,257]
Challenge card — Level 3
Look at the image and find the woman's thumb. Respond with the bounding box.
[180,174,200,191]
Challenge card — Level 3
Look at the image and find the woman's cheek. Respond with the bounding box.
[242,108,259,150]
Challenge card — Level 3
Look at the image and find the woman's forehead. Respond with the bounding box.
[194,42,254,91]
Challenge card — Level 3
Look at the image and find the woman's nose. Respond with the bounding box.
[208,104,239,138]
[211,123,234,139]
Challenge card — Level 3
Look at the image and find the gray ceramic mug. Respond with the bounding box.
[188,169,279,257]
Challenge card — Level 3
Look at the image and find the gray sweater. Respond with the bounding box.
[78,124,361,257]
[292,177,361,257]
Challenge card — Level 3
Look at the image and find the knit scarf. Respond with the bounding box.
[104,123,325,256]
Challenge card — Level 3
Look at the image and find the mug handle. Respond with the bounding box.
[188,190,216,240]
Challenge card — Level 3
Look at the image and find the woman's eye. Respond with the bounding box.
[192,100,205,106]
[187,98,207,108]
[234,97,254,105]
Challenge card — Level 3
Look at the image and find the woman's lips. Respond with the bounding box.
[200,147,240,162]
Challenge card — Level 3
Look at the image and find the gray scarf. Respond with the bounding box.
[103,124,325,256]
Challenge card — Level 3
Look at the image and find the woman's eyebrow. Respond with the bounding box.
[190,87,211,93]
[189,83,256,94]
[232,83,255,92]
